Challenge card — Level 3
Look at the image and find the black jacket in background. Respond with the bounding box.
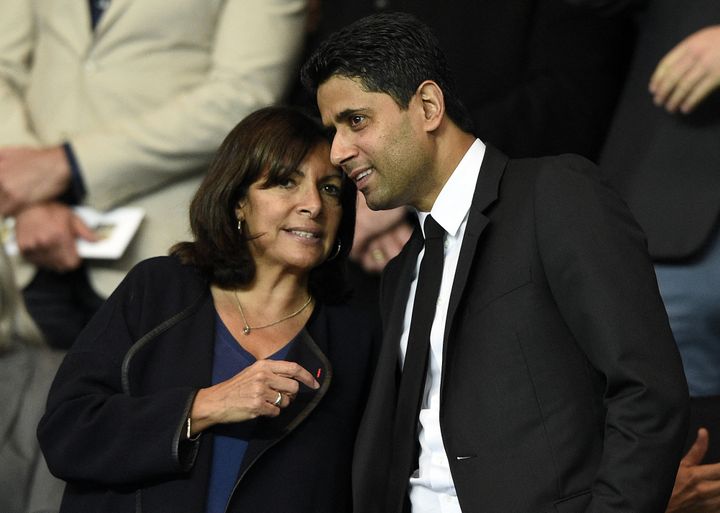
[595,0,720,260]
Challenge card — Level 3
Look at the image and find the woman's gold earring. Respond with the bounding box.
[237,220,242,233]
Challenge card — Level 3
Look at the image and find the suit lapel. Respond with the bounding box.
[354,231,422,446]
[51,0,92,53]
[381,227,423,369]
[441,145,508,376]
[94,0,134,38]
[351,232,424,512]
[354,150,508,509]
[364,228,423,437]
[376,145,509,395]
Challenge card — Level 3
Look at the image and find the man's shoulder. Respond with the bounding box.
[381,230,419,280]
[507,152,598,178]
[502,152,610,196]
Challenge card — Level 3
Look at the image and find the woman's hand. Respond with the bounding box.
[188,360,319,435]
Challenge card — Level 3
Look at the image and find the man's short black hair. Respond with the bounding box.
[301,11,475,134]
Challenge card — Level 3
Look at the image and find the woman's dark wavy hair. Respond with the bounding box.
[301,11,475,134]
[171,106,356,304]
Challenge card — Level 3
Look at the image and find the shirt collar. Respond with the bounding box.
[418,139,486,238]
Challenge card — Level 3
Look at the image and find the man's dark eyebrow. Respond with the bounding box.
[334,108,366,124]
[321,108,365,135]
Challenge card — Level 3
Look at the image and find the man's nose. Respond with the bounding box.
[330,133,356,168]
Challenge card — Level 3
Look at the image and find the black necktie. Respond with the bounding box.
[387,215,446,512]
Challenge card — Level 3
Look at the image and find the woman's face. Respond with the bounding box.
[237,143,344,277]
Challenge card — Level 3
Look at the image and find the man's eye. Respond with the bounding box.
[349,115,365,127]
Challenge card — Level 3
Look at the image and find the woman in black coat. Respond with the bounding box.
[37,106,380,513]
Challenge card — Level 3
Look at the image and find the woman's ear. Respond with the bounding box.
[235,202,245,224]
[416,80,445,132]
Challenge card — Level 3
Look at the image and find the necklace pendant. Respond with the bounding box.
[243,325,251,335]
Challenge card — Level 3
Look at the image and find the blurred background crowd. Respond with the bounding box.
[1,0,718,512]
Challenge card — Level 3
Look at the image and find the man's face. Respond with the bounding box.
[317,75,432,211]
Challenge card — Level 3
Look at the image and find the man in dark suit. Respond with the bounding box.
[302,12,689,513]
[290,0,635,278]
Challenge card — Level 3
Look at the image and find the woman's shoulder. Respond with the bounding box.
[106,256,209,314]
[130,255,198,276]
[125,256,206,289]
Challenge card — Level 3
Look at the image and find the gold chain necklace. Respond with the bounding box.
[233,291,312,335]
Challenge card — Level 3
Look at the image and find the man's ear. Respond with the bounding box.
[416,80,445,132]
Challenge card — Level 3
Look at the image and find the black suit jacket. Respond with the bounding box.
[352,146,689,513]
[596,0,720,260]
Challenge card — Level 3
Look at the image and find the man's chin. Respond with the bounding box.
[362,186,405,211]
[363,193,390,211]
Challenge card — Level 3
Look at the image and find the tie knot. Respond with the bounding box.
[423,216,444,240]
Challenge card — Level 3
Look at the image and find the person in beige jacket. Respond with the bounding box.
[0,0,307,348]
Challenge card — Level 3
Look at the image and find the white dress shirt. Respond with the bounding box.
[399,139,486,513]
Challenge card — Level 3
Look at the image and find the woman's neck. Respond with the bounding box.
[210,273,314,359]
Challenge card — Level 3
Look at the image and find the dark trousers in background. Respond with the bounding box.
[23,266,105,350]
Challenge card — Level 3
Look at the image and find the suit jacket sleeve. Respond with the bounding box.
[37,263,200,486]
[534,156,689,512]
[0,0,41,146]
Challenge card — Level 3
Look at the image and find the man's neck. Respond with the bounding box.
[417,127,476,212]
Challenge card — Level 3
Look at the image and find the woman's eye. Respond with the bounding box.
[322,183,342,197]
[278,178,296,189]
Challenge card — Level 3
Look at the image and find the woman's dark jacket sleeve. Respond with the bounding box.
[37,258,205,485]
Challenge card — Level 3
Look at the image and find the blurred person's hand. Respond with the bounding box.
[356,222,414,273]
[0,146,71,216]
[650,25,720,114]
[351,191,412,273]
[667,428,720,513]
[15,202,97,272]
